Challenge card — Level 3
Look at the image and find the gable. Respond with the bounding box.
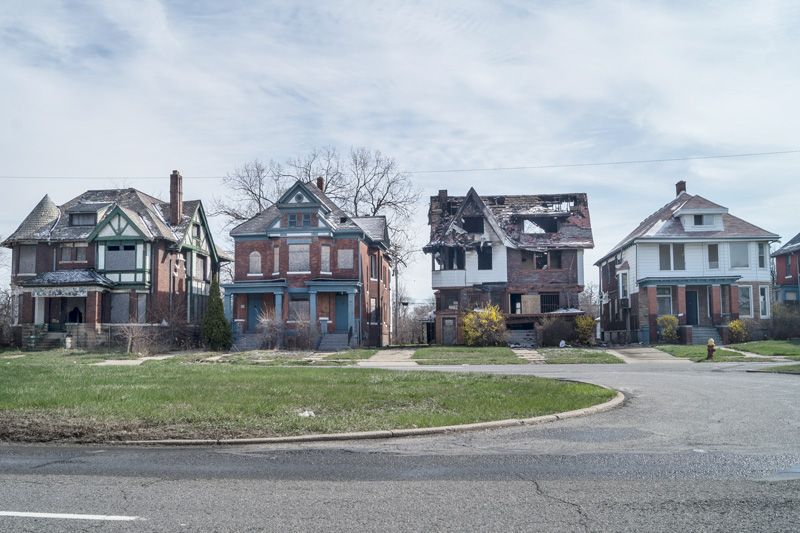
[91,208,148,241]
[276,182,324,210]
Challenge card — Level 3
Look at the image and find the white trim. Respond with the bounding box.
[287,271,312,275]
[759,286,770,318]
[0,511,141,522]
[320,271,332,275]
[738,285,753,318]
[246,273,263,277]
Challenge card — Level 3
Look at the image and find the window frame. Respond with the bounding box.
[477,246,493,270]
[288,244,310,273]
[738,285,753,318]
[656,286,673,316]
[759,286,769,318]
[248,251,261,275]
[320,245,331,273]
[272,245,280,274]
[730,242,750,269]
[337,248,354,270]
[659,244,672,270]
[619,272,629,299]
[758,243,767,269]
[707,244,719,270]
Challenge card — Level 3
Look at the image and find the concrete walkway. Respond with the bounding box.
[357,349,417,367]
[93,354,175,366]
[718,347,788,360]
[510,348,545,364]
[607,346,691,364]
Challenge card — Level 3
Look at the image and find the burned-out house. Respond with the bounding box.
[424,188,594,345]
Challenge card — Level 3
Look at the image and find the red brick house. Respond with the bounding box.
[772,231,800,304]
[223,178,392,349]
[3,171,227,348]
[424,188,594,345]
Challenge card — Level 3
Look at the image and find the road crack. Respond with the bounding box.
[516,473,591,532]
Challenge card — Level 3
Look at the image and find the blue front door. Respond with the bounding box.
[335,294,348,333]
[247,295,261,333]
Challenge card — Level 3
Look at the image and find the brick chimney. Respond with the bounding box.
[675,180,687,196]
[170,170,183,224]
[438,189,448,213]
[316,176,324,190]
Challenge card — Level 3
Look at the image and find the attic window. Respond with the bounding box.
[192,224,200,239]
[70,213,96,226]
[463,216,484,234]
[340,216,348,223]
[295,194,304,203]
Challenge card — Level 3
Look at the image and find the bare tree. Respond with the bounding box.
[211,160,291,228]
[579,281,601,318]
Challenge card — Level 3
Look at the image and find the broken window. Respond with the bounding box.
[549,251,562,269]
[523,217,558,233]
[523,220,545,234]
[462,216,484,234]
[510,294,522,314]
[535,252,548,270]
[540,293,560,313]
[436,247,465,270]
[477,247,492,270]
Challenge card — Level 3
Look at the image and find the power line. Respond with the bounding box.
[0,148,798,180]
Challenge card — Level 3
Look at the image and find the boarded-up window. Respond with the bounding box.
[18,245,36,274]
[137,294,147,324]
[521,294,541,314]
[273,246,280,273]
[659,245,671,270]
[288,244,310,271]
[110,293,130,323]
[338,248,354,269]
[249,251,261,274]
[195,254,207,281]
[105,244,136,270]
[289,295,310,320]
[321,245,331,272]
[672,244,685,270]
[75,245,87,262]
[370,298,378,322]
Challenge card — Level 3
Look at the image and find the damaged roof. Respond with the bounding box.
[425,188,594,251]
[773,231,800,257]
[19,269,115,288]
[597,191,779,265]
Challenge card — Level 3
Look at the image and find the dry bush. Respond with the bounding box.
[536,317,576,347]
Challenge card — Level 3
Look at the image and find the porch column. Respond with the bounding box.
[730,285,740,320]
[347,291,355,343]
[710,285,722,325]
[223,291,233,320]
[646,286,658,344]
[309,290,317,324]
[676,285,687,325]
[275,291,284,321]
[34,297,45,325]
[86,291,100,325]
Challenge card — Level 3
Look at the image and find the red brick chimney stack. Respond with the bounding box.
[316,176,324,190]
[170,170,183,224]
[438,189,448,213]
[675,180,687,196]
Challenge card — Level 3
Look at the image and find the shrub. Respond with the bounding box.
[770,305,800,340]
[463,305,507,346]
[574,314,595,345]
[656,315,679,343]
[257,308,284,349]
[536,317,576,347]
[201,279,232,351]
[729,319,749,344]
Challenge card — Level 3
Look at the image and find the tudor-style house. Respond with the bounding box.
[596,181,779,344]
[772,231,800,304]
[424,188,594,345]
[3,171,226,347]
[223,178,391,349]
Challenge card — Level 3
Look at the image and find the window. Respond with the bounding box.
[288,295,310,321]
[109,293,130,323]
[787,254,793,277]
[758,243,767,269]
[657,287,672,316]
[738,285,752,317]
[619,273,629,298]
[75,245,87,262]
[320,245,331,273]
[730,243,749,268]
[105,243,136,270]
[18,245,36,274]
[694,214,712,226]
[192,224,201,239]
[69,213,96,226]
[369,298,378,323]
[549,251,562,269]
[61,245,72,262]
[303,213,311,227]
[248,251,261,274]
[195,254,207,281]
[370,255,378,279]
[288,244,310,272]
[672,244,685,270]
[462,216,484,234]
[477,247,492,270]
[659,245,671,270]
[759,286,769,318]
[288,214,298,227]
[708,244,719,269]
[540,293,560,313]
[338,248,354,269]
[535,252,548,269]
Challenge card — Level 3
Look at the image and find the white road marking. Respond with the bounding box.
[0,511,142,521]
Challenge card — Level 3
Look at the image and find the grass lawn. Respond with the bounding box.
[727,340,800,359]
[0,351,614,442]
[538,348,623,364]
[412,346,524,365]
[654,345,778,363]
[754,363,800,374]
[323,349,377,361]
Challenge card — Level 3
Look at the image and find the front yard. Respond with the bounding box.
[654,344,781,363]
[411,346,525,365]
[0,351,614,442]
[538,348,623,364]
[726,340,800,359]
[754,363,800,374]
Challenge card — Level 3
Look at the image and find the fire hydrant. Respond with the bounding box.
[706,338,716,360]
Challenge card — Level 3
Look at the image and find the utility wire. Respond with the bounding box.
[0,148,798,180]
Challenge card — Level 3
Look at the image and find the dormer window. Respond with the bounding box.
[288,213,312,228]
[462,216,484,234]
[70,213,96,226]
[694,214,712,226]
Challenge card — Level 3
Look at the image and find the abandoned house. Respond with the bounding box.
[223,178,392,350]
[423,188,594,345]
[595,180,779,345]
[772,231,800,305]
[3,171,227,348]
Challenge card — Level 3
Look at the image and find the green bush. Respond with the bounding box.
[463,305,507,346]
[729,319,749,344]
[536,317,576,347]
[201,278,233,351]
[656,315,679,343]
[770,305,800,340]
[574,314,595,345]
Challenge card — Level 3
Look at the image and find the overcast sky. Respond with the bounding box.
[2,1,799,299]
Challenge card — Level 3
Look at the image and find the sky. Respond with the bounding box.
[1,1,800,300]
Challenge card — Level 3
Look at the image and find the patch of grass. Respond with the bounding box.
[538,348,623,364]
[324,349,377,361]
[727,340,800,357]
[754,363,800,374]
[412,346,524,365]
[655,345,778,363]
[0,353,613,442]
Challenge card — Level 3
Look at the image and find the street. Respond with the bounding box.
[1,362,799,532]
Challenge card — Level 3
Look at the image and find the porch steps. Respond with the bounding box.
[317,333,350,352]
[692,326,722,345]
[31,332,65,351]
[507,329,537,348]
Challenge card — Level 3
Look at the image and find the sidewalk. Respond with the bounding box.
[357,349,417,367]
[510,348,545,363]
[607,346,691,364]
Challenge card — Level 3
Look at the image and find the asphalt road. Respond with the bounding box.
[1,361,799,532]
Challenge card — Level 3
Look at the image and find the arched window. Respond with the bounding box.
[248,251,261,274]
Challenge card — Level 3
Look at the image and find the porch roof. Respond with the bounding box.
[20,269,115,288]
[222,279,288,294]
[637,276,740,287]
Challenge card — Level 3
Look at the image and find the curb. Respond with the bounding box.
[118,388,625,446]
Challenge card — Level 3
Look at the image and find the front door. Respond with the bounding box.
[686,290,699,325]
[334,294,348,333]
[247,295,261,333]
[442,318,456,345]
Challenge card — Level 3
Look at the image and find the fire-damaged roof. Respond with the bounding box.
[424,188,593,252]
[773,231,800,257]
[596,190,779,265]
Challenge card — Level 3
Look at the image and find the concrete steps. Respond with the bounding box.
[507,329,537,348]
[692,326,722,345]
[317,333,350,352]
